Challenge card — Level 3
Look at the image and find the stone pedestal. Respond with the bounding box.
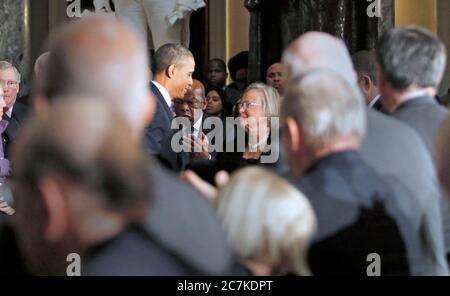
[0,0,30,96]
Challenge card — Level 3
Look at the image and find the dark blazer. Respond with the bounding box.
[145,161,236,275]
[391,95,448,162]
[360,109,449,275]
[297,151,420,275]
[3,102,31,158]
[83,226,193,276]
[143,82,173,155]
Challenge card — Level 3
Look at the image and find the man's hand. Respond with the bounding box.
[0,200,15,216]
[181,170,230,205]
[182,132,210,159]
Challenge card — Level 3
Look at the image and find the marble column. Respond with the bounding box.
[0,0,30,96]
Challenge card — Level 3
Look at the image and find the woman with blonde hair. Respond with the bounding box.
[217,167,316,276]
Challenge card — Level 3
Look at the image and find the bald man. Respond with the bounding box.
[283,32,449,275]
[266,62,285,95]
[29,16,235,276]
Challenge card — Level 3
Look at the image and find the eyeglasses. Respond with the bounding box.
[173,98,204,108]
[0,80,18,90]
[236,101,262,110]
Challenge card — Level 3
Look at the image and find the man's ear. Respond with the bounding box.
[167,64,176,79]
[38,176,70,243]
[361,75,371,92]
[286,117,301,153]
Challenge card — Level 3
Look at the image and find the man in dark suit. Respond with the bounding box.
[11,98,195,275]
[282,31,449,275]
[377,26,448,162]
[144,43,195,155]
[159,79,211,172]
[9,16,236,276]
[0,61,31,157]
[283,69,433,275]
[376,26,450,259]
[351,50,383,112]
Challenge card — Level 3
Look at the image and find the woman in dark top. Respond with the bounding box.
[189,83,283,183]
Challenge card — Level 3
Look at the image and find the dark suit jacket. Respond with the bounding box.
[297,151,414,275]
[361,109,449,275]
[391,95,448,162]
[145,162,236,275]
[3,102,31,158]
[83,226,193,276]
[143,82,173,155]
[158,115,211,172]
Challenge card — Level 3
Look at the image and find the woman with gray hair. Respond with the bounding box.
[217,167,316,275]
[188,82,283,184]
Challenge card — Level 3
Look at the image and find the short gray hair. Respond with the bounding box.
[152,43,194,75]
[217,167,317,275]
[0,61,21,83]
[376,26,447,90]
[244,82,280,117]
[282,69,366,150]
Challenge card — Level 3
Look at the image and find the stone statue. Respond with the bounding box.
[113,0,205,50]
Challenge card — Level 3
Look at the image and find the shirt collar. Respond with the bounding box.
[152,81,172,108]
[192,113,203,137]
[5,105,13,118]
[368,94,380,108]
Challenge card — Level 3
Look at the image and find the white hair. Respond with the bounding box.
[217,167,317,275]
[244,82,280,117]
[0,61,21,83]
[283,70,366,149]
[282,32,358,87]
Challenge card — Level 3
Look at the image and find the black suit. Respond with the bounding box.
[83,226,193,276]
[391,95,448,162]
[3,102,31,158]
[296,151,437,275]
[145,161,236,275]
[143,82,173,155]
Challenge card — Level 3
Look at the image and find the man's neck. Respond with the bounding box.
[153,74,173,98]
[384,86,435,113]
[299,137,361,176]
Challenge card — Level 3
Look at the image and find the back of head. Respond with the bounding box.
[352,50,378,85]
[34,52,51,78]
[38,16,150,131]
[217,167,316,275]
[12,97,151,214]
[152,43,194,75]
[282,69,366,150]
[376,26,447,91]
[283,32,357,87]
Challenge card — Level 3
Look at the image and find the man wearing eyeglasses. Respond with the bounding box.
[0,61,30,157]
[160,79,210,171]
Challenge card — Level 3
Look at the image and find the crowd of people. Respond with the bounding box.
[0,15,450,276]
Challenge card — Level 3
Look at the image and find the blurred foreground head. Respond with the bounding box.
[35,16,155,136]
[10,98,151,275]
[217,167,316,276]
